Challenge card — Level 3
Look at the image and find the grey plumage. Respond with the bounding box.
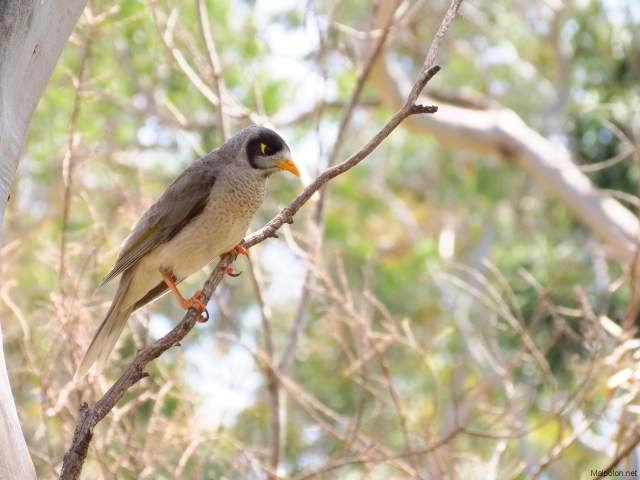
[74,126,299,382]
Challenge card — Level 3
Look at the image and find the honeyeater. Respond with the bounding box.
[74,126,300,382]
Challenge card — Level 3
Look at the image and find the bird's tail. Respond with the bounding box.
[74,271,134,382]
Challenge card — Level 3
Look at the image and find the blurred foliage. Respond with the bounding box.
[2,0,640,478]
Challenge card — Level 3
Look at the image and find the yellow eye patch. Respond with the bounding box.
[260,143,267,154]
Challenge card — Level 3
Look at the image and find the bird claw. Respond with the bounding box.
[197,309,209,323]
[193,290,209,323]
[185,296,209,322]
[234,244,249,259]
[225,267,242,277]
[220,244,250,260]
[217,245,247,277]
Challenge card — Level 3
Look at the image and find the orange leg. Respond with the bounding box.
[218,243,250,276]
[162,274,209,323]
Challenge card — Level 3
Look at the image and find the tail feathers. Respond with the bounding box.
[74,306,134,382]
[74,272,134,382]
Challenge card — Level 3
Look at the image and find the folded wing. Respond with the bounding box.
[96,158,218,291]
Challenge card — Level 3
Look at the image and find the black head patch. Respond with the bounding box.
[246,129,287,169]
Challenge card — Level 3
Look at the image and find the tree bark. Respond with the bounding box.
[0,1,88,478]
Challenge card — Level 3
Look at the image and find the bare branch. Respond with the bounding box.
[60,60,440,480]
[58,0,473,474]
[195,0,230,140]
[247,258,281,478]
[591,433,640,480]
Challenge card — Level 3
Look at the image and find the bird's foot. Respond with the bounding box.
[190,290,210,323]
[219,244,250,261]
[218,244,248,277]
[178,290,209,323]
[225,267,242,277]
[162,275,209,322]
[234,244,249,259]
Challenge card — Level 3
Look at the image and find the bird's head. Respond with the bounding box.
[232,126,300,178]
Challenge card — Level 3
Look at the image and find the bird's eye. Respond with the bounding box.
[260,143,274,156]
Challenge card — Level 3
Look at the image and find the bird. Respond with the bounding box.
[74,126,300,382]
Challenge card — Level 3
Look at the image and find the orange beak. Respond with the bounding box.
[275,159,301,177]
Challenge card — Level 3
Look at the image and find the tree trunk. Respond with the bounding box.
[0,1,88,478]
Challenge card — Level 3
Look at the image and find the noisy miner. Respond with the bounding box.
[74,126,300,382]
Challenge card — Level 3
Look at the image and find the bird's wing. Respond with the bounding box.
[96,159,218,291]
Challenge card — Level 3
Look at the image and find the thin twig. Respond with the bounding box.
[277,274,312,373]
[591,432,640,480]
[59,15,94,290]
[195,0,230,140]
[277,0,406,382]
[247,257,281,478]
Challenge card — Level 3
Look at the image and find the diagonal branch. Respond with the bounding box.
[60,0,465,475]
[241,80,439,251]
[59,67,439,480]
[276,0,404,381]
